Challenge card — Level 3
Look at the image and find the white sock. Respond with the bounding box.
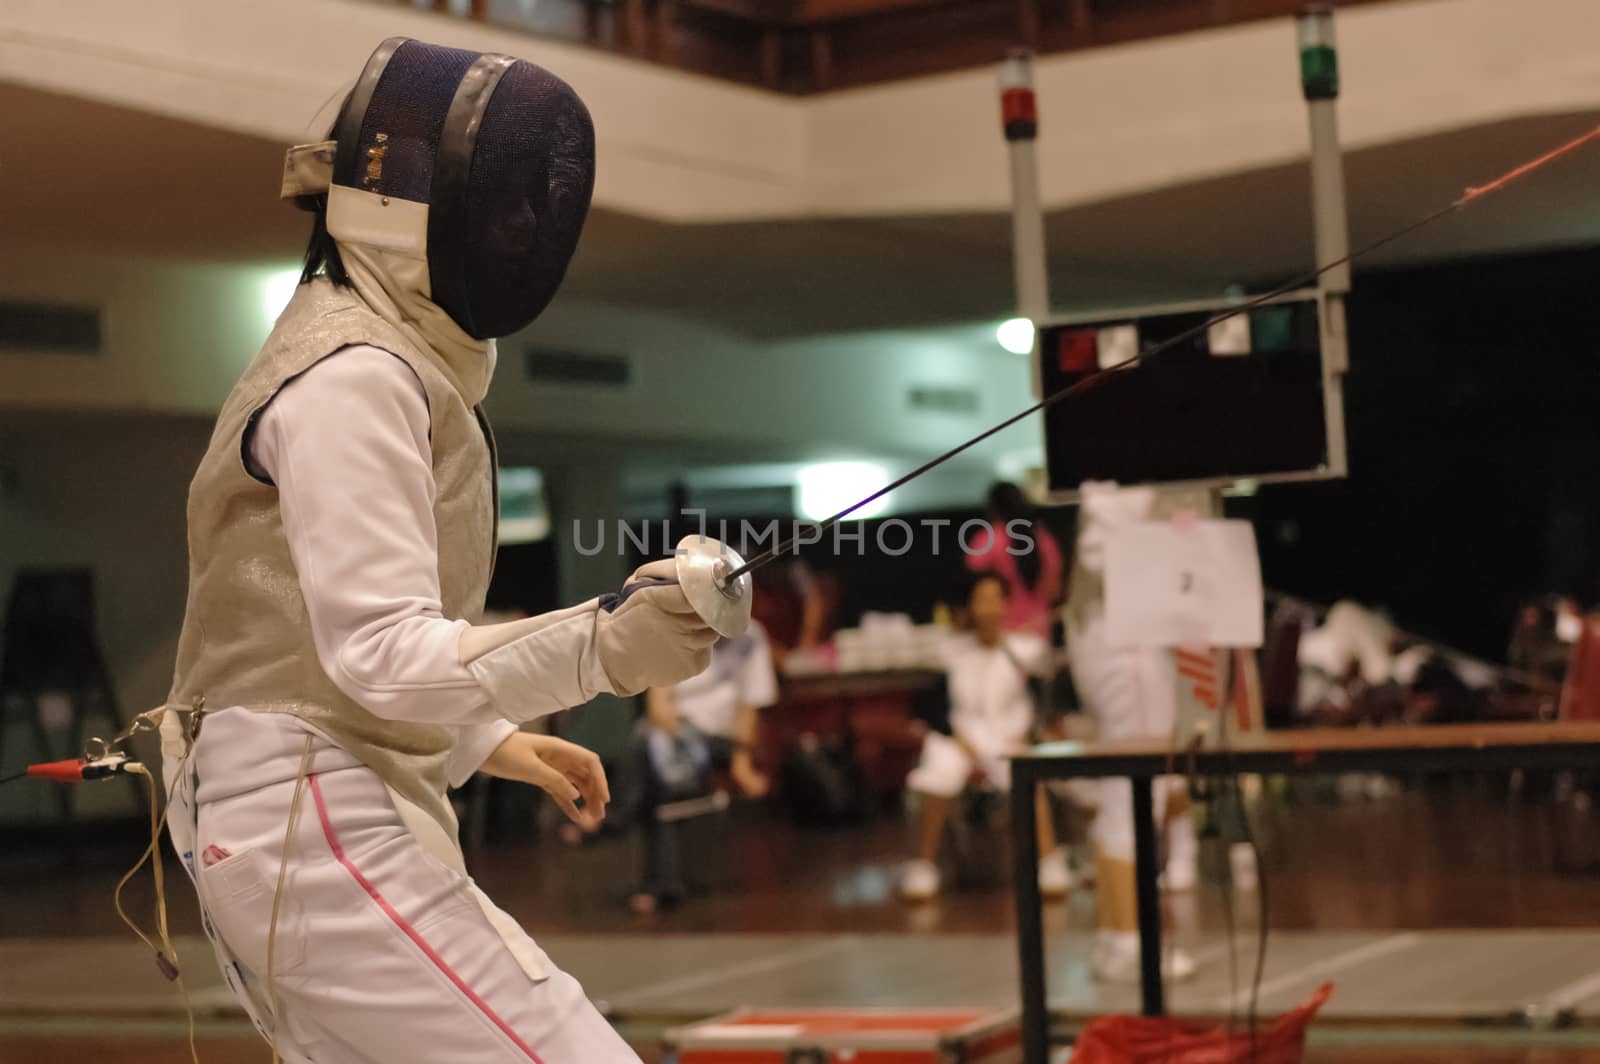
[1098,928,1138,955]
[1167,814,1198,866]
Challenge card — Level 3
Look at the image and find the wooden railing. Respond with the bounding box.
[405,0,1394,94]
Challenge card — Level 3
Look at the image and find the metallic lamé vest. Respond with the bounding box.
[168,279,497,836]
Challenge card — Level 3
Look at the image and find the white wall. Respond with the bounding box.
[807,0,1600,215]
[0,252,288,415]
[508,299,1039,465]
[0,250,1040,471]
[5,0,1599,222]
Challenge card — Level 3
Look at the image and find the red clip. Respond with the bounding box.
[25,757,128,782]
[26,760,89,783]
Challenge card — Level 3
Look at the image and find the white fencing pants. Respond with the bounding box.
[192,761,639,1064]
[1067,617,1183,862]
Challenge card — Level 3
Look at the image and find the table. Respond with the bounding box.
[1008,720,1600,1064]
[762,669,942,801]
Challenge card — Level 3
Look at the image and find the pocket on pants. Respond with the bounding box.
[198,848,307,975]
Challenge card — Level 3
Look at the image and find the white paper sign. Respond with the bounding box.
[1097,323,1139,369]
[1207,315,1251,356]
[1104,519,1263,648]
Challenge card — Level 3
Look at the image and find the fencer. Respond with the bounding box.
[159,39,716,1062]
[1064,482,1202,983]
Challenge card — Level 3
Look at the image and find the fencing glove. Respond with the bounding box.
[595,559,720,696]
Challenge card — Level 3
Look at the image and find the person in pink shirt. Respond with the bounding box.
[965,482,1063,637]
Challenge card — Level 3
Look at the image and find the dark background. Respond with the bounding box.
[1243,245,1600,659]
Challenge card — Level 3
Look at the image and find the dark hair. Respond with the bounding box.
[985,481,1042,592]
[297,114,352,288]
[966,570,1011,604]
[299,199,352,288]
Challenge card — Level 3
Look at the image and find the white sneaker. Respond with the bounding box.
[1159,857,1199,893]
[1038,850,1072,898]
[1164,947,1198,982]
[1229,841,1259,892]
[1091,931,1198,983]
[1161,815,1199,892]
[900,858,941,901]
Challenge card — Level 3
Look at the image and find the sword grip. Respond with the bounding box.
[598,576,678,614]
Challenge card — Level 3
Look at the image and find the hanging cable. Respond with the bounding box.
[266,734,317,1064]
[117,762,201,1064]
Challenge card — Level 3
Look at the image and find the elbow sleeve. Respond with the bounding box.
[465,600,616,723]
[324,616,498,724]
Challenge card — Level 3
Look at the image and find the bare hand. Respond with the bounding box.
[482,733,610,831]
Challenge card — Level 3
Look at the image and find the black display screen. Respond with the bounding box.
[1040,297,1329,491]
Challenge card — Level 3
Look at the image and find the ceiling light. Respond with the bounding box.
[796,461,890,522]
[996,317,1035,356]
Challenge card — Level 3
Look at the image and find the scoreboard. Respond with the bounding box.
[1035,290,1346,497]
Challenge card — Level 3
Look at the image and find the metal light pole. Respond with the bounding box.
[1300,2,1351,476]
[1000,49,1051,395]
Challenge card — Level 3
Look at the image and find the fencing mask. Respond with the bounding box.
[283,38,595,341]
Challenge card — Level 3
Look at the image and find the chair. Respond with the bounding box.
[651,787,736,895]
[1559,616,1600,721]
[941,776,1012,890]
[1260,599,1312,728]
[632,719,738,899]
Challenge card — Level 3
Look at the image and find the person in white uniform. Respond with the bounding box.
[900,573,1070,901]
[1065,482,1200,983]
[160,39,717,1063]
[1296,599,1399,716]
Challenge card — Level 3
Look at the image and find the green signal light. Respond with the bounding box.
[1300,45,1339,100]
[1249,306,1295,353]
[1297,5,1338,101]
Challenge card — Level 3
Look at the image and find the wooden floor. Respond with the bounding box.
[8,1031,1600,1064]
[9,776,1599,941]
[14,928,1600,1021]
[7,1022,1600,1064]
[6,776,1600,1061]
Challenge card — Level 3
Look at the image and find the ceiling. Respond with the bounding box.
[7,81,1600,338]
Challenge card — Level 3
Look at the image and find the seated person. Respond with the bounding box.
[901,572,1069,901]
[1296,599,1399,721]
[622,620,779,912]
[1295,599,1496,726]
[1507,594,1583,686]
